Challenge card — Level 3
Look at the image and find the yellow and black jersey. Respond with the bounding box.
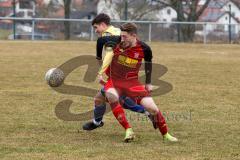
[96,26,121,60]
[96,25,121,75]
[101,25,121,37]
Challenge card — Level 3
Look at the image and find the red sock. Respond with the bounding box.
[155,111,168,135]
[110,102,131,130]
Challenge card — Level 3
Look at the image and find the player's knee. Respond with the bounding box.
[106,89,119,103]
[107,96,118,104]
[152,108,159,115]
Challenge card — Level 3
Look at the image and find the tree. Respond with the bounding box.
[110,0,210,41]
[41,0,71,39]
[154,0,211,42]
[97,0,120,20]
[63,0,71,40]
[114,0,165,20]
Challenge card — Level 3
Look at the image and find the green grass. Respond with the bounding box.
[0,41,239,160]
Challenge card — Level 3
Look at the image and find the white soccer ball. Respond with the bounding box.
[45,68,65,87]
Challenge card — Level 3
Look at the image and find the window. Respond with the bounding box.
[19,0,32,9]
[216,24,224,31]
[28,11,33,17]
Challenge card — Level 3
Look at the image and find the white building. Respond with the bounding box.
[156,6,177,22]
[222,1,240,20]
[5,1,35,18]
[206,12,239,35]
[198,0,240,35]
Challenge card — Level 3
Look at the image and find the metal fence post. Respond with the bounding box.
[31,1,36,40]
[148,23,152,42]
[228,4,232,44]
[12,0,16,40]
[32,18,35,40]
[203,23,207,44]
[90,26,94,41]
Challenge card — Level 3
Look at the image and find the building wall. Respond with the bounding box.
[222,1,240,20]
[156,6,177,22]
[218,14,239,33]
[205,14,239,34]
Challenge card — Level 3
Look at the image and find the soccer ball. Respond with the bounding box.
[45,68,65,87]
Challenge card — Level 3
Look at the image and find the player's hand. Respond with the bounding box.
[98,74,106,85]
[145,84,153,92]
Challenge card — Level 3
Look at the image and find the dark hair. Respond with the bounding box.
[120,22,138,34]
[92,13,111,26]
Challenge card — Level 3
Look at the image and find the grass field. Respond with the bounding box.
[0,41,239,160]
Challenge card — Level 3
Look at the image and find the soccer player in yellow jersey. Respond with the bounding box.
[92,14,121,81]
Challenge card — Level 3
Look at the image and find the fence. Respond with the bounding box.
[0,17,240,43]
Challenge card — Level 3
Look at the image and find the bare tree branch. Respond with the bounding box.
[195,0,211,19]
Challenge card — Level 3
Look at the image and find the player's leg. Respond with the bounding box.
[102,86,156,129]
[105,87,135,142]
[120,96,157,129]
[82,86,155,131]
[120,96,145,113]
[82,90,106,130]
[93,90,107,124]
[106,88,130,129]
[140,97,178,142]
[100,87,146,114]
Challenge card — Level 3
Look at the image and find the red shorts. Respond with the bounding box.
[104,78,150,103]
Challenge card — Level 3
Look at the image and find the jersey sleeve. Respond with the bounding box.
[96,36,121,60]
[98,48,114,75]
[142,43,152,62]
[140,42,153,84]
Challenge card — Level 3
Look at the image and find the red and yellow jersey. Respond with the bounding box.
[107,40,152,81]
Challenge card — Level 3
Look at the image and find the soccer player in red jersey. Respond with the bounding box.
[104,22,178,142]
[83,14,157,142]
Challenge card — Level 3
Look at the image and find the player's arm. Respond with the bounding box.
[142,42,153,91]
[98,46,114,75]
[96,36,121,60]
[97,46,114,85]
[97,36,120,84]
